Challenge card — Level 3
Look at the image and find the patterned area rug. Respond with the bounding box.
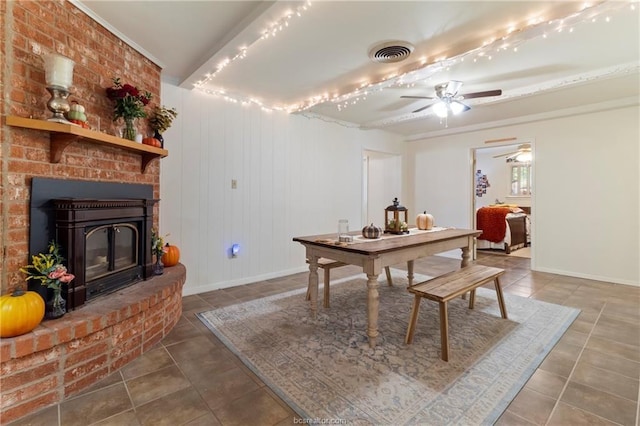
[197,269,579,425]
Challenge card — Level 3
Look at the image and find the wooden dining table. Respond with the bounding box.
[293,227,482,348]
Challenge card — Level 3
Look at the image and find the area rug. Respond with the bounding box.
[197,269,579,425]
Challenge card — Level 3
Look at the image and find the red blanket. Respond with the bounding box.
[477,207,510,243]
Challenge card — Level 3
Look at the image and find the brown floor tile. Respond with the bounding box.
[547,402,619,425]
[120,346,174,380]
[135,387,211,426]
[166,334,235,367]
[591,316,640,347]
[77,370,124,395]
[556,329,589,348]
[579,347,640,379]
[212,388,291,426]
[59,382,132,426]
[567,318,596,335]
[195,366,262,410]
[539,351,578,379]
[570,361,639,401]
[506,388,556,424]
[126,365,191,407]
[585,335,640,363]
[181,295,213,312]
[199,291,240,308]
[494,410,537,426]
[92,409,140,426]
[183,412,222,426]
[560,381,637,425]
[524,369,568,399]
[160,321,204,346]
[177,346,239,385]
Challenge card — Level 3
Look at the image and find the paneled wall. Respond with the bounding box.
[406,105,639,286]
[159,85,404,295]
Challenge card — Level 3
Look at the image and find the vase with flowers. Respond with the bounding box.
[151,228,168,275]
[20,241,75,319]
[106,77,152,141]
[149,105,178,148]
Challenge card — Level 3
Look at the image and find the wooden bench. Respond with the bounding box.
[305,258,393,308]
[405,264,507,361]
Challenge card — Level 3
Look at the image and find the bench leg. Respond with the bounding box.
[323,267,331,308]
[405,295,422,344]
[439,301,450,362]
[468,289,476,309]
[494,277,508,319]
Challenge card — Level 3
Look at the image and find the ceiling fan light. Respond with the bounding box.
[450,100,470,115]
[515,151,532,162]
[432,101,448,118]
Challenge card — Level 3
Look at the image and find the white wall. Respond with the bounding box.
[364,151,402,225]
[159,84,404,295]
[407,105,640,286]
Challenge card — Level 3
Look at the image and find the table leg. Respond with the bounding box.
[407,260,415,286]
[366,273,380,348]
[307,256,319,319]
[461,245,471,267]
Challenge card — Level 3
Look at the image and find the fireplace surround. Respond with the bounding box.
[29,178,157,309]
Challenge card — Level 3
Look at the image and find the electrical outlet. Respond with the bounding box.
[231,179,237,189]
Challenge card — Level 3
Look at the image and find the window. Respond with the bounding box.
[510,163,532,196]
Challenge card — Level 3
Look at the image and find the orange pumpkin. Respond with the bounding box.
[142,137,161,148]
[0,288,45,337]
[161,243,180,267]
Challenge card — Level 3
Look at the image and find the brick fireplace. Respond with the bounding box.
[0,1,184,422]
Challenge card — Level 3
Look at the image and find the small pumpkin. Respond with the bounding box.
[69,102,85,113]
[142,137,161,148]
[66,110,87,122]
[362,223,383,239]
[161,243,180,267]
[0,288,45,338]
[416,211,435,230]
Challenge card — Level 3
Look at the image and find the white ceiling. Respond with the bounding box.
[75,1,639,139]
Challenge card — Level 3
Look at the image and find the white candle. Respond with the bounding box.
[44,54,74,89]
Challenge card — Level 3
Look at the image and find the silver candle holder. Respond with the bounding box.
[43,54,75,123]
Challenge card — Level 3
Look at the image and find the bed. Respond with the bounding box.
[476,205,529,254]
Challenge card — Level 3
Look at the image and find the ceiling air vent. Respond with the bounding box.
[369,41,414,64]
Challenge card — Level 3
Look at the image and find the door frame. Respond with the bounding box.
[470,140,535,264]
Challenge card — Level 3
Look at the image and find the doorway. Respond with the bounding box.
[362,150,402,227]
[472,143,533,259]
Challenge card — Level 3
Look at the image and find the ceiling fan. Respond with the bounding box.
[493,143,532,162]
[401,81,502,116]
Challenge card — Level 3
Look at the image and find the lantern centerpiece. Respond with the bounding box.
[384,197,409,234]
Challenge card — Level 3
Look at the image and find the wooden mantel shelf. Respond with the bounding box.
[5,116,169,173]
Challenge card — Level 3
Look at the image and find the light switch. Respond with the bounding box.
[231,179,237,189]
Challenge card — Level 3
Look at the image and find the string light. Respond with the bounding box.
[194,1,313,92]
[196,1,633,115]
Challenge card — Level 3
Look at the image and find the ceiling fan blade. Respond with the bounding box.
[400,95,434,100]
[460,89,502,99]
[412,104,433,113]
[493,150,519,158]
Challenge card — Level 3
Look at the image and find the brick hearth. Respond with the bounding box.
[0,264,186,423]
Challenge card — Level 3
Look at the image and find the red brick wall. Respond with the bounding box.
[1,0,162,294]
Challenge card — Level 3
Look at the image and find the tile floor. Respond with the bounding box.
[9,253,640,426]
